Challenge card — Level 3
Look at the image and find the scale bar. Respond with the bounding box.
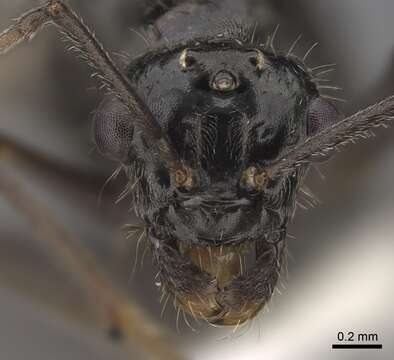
[332,344,382,349]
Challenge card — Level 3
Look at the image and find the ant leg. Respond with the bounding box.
[0,133,112,193]
[0,168,183,360]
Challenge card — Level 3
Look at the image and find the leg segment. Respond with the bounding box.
[0,134,110,192]
[0,168,183,360]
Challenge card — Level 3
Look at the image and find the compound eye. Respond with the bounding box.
[93,96,134,163]
[173,165,194,190]
[306,97,344,162]
[306,97,343,136]
[249,50,265,73]
[179,49,196,71]
[241,166,268,192]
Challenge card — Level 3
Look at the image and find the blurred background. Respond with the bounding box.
[0,0,393,359]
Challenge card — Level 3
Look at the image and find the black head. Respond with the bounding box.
[93,38,342,325]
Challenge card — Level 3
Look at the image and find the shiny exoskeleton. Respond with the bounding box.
[2,0,392,327]
[94,0,341,325]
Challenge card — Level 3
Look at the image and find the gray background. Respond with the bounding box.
[0,0,393,359]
